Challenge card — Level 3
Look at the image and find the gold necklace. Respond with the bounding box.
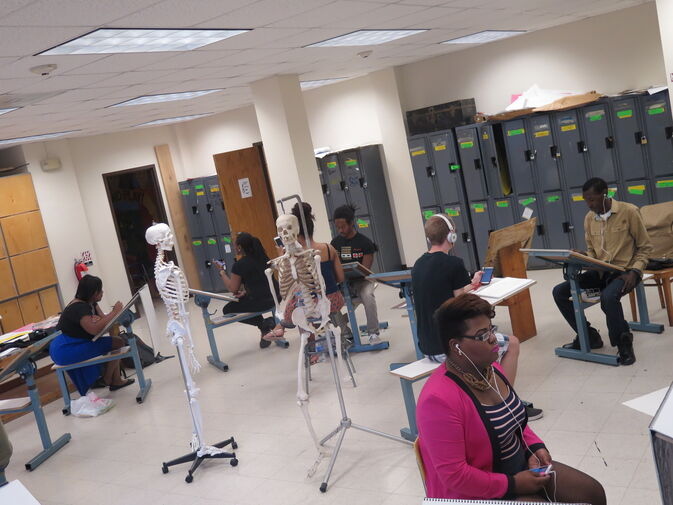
[445,358,494,392]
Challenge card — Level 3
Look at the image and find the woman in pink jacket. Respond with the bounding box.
[416,294,605,504]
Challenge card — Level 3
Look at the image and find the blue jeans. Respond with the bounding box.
[552,271,631,347]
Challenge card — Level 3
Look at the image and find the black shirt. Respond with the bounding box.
[411,252,471,356]
[58,301,97,340]
[331,232,377,265]
[231,256,275,301]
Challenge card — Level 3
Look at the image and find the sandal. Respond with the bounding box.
[109,378,135,391]
[263,326,285,342]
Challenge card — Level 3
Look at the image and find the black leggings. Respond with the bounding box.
[517,460,606,505]
[222,296,275,331]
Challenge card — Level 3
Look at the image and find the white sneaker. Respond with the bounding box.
[368,334,382,345]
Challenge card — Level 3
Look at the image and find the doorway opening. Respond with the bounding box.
[103,165,172,298]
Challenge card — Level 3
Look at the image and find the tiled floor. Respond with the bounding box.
[3,268,670,504]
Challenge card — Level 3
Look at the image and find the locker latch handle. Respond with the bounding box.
[462,232,470,243]
[665,126,673,140]
[605,136,614,149]
[340,181,347,191]
[192,205,198,215]
[425,166,435,178]
[359,177,367,189]
[474,159,482,170]
[206,203,213,213]
[550,146,561,158]
[525,149,536,161]
[577,141,588,153]
[537,224,545,236]
[490,156,497,167]
[635,131,648,145]
[205,260,212,269]
[562,222,572,233]
[321,183,328,194]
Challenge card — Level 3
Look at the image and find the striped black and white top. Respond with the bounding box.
[482,388,526,461]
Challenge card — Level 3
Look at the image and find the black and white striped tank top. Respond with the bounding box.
[482,388,526,461]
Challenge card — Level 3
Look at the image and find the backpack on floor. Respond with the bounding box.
[119,332,159,369]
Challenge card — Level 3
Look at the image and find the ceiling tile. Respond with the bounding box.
[109,0,252,28]
[61,53,179,75]
[0,26,97,57]
[200,0,333,29]
[269,1,380,28]
[0,54,107,79]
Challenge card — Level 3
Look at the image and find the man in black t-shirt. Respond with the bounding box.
[331,206,381,343]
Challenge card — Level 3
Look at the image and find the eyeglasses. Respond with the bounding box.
[460,325,498,342]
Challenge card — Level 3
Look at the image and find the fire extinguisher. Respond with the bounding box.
[74,260,88,281]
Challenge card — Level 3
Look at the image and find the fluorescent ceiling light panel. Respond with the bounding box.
[112,89,222,107]
[300,78,345,90]
[0,108,19,116]
[442,30,525,44]
[39,28,250,55]
[136,113,213,127]
[0,130,77,147]
[308,30,427,47]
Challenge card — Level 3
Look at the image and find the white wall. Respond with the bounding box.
[398,3,665,114]
[655,0,673,101]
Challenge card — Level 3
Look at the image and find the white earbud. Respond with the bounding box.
[431,214,457,244]
[455,344,463,356]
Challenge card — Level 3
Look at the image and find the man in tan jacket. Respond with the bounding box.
[552,177,653,365]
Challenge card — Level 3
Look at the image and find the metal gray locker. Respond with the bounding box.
[205,236,224,292]
[641,92,673,177]
[191,238,214,292]
[514,196,546,268]
[179,181,203,238]
[654,177,673,203]
[568,191,588,252]
[429,131,462,204]
[191,179,215,237]
[322,154,348,210]
[455,126,487,201]
[478,124,509,198]
[340,149,368,213]
[623,180,652,208]
[528,115,562,192]
[610,96,647,181]
[443,204,475,272]
[491,197,515,231]
[503,119,535,195]
[204,176,230,235]
[469,200,492,269]
[580,104,618,183]
[553,110,588,188]
[218,235,236,274]
[542,192,572,250]
[353,214,382,273]
[408,136,439,208]
[318,160,335,219]
[422,207,441,224]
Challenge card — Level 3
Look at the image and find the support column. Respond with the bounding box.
[250,75,329,241]
[656,0,673,100]
[369,68,425,267]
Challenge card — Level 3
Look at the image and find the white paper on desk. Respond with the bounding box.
[0,480,42,504]
[475,277,529,299]
[139,284,160,350]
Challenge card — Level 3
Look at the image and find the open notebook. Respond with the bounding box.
[423,499,587,504]
[474,277,530,300]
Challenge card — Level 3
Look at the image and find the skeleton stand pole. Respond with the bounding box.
[317,325,411,493]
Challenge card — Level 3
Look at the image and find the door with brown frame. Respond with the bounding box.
[213,145,278,259]
[103,165,173,298]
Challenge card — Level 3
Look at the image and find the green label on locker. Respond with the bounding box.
[326,161,337,168]
[445,208,459,217]
[608,188,617,197]
[449,164,461,171]
[546,195,560,203]
[507,128,525,136]
[616,109,633,119]
[207,238,217,245]
[344,159,358,167]
[194,184,204,190]
[459,141,474,149]
[181,189,190,195]
[423,210,434,220]
[648,106,665,115]
[221,236,232,243]
[471,203,486,213]
[588,111,604,121]
[628,185,645,195]
[356,218,369,228]
[519,197,536,206]
[656,180,673,188]
[495,201,509,207]
[192,240,202,246]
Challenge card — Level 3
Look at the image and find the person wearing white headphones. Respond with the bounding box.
[552,177,652,365]
[415,294,606,503]
[411,214,542,420]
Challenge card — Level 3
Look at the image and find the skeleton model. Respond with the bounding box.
[146,223,237,483]
[265,213,344,472]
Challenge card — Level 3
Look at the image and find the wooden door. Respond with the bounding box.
[213,146,277,258]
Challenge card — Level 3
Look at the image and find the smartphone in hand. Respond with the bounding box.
[530,464,553,475]
[480,266,494,285]
[212,259,225,268]
[274,236,283,247]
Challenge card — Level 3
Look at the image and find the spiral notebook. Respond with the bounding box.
[422,499,587,504]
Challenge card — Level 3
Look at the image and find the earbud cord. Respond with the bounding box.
[599,195,613,264]
[459,350,556,502]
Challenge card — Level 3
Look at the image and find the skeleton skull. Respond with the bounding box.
[277,214,299,247]
[146,223,175,251]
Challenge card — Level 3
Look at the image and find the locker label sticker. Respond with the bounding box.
[196,191,205,196]
[238,177,253,199]
[507,128,525,136]
[450,164,461,171]
[192,240,202,246]
[423,210,435,220]
[616,109,633,119]
[648,104,666,115]
[546,195,560,203]
[326,161,337,168]
[560,124,577,132]
[207,238,217,245]
[209,186,219,192]
[356,218,370,228]
[587,110,605,121]
[608,188,617,197]
[471,203,486,213]
[656,180,673,188]
[572,194,584,202]
[181,189,190,195]
[410,149,426,157]
[445,208,460,217]
[522,207,534,220]
[628,185,645,195]
[221,237,232,243]
[459,141,474,149]
[496,200,510,208]
[433,142,446,151]
[519,197,536,206]
[224,245,232,253]
[534,130,550,138]
[344,159,358,167]
[194,184,204,190]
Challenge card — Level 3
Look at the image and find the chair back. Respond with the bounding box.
[641,201,673,258]
[413,437,427,494]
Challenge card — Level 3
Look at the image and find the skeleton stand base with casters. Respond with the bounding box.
[317,324,411,493]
